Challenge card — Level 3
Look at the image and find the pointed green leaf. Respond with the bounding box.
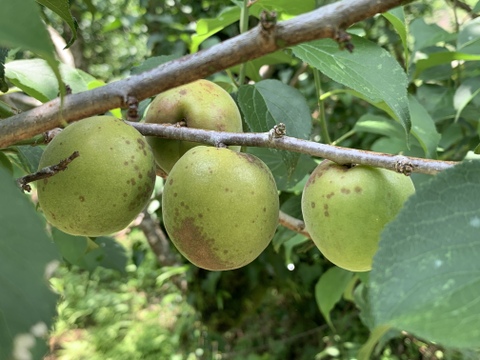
[292,36,411,132]
[0,47,8,93]
[5,59,96,102]
[383,7,409,65]
[409,95,440,158]
[190,6,241,53]
[370,160,480,349]
[238,80,312,189]
[0,0,63,96]
[0,168,59,360]
[36,0,77,47]
[315,267,354,329]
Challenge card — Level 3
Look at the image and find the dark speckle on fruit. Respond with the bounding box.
[341,188,351,194]
[355,186,362,193]
[130,178,136,186]
[326,192,335,199]
[169,178,174,185]
[124,161,129,166]
[79,196,85,202]
[126,140,131,145]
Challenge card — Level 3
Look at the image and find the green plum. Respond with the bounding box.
[37,116,156,236]
[301,160,415,272]
[144,79,243,174]
[162,146,279,271]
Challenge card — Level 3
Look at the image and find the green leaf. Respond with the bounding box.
[474,0,480,13]
[248,0,315,17]
[453,77,480,122]
[0,47,8,93]
[414,51,480,79]
[52,230,127,274]
[409,18,456,52]
[5,59,96,102]
[190,6,241,53]
[130,55,181,75]
[315,267,354,330]
[51,228,89,265]
[292,36,411,133]
[0,0,63,97]
[457,17,480,54]
[0,168,59,360]
[36,0,77,47]
[370,160,480,349]
[0,152,13,175]
[238,80,312,189]
[383,7,409,66]
[408,95,440,158]
[12,145,44,174]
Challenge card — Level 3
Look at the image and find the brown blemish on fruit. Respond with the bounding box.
[138,173,143,179]
[263,207,266,212]
[79,196,85,202]
[341,188,351,194]
[355,186,362,193]
[225,188,229,192]
[169,178,174,185]
[198,213,203,218]
[172,217,232,270]
[124,161,129,166]
[179,89,187,96]
[180,201,185,207]
[126,140,131,145]
[123,193,128,197]
[130,178,136,186]
[326,192,335,199]
[311,202,316,208]
[173,192,177,197]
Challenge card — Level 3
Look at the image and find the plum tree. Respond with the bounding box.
[144,79,243,173]
[162,146,279,271]
[301,160,415,272]
[37,116,156,237]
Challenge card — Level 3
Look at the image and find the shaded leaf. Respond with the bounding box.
[0,47,8,93]
[409,18,456,52]
[36,0,77,47]
[315,267,354,330]
[0,0,63,96]
[292,36,411,133]
[370,160,480,349]
[130,55,180,75]
[414,51,480,79]
[238,80,312,189]
[383,7,409,65]
[0,168,59,360]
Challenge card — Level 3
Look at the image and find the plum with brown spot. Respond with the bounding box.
[301,159,415,272]
[162,146,279,271]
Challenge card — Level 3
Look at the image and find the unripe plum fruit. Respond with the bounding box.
[162,146,279,271]
[301,160,415,272]
[144,79,243,174]
[37,116,156,237]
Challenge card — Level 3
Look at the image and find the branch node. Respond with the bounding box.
[16,151,80,192]
[43,128,63,144]
[334,29,354,53]
[394,156,414,176]
[126,96,139,121]
[268,123,286,142]
[260,11,277,32]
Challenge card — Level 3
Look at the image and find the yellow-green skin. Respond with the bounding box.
[37,116,156,237]
[144,79,243,174]
[162,146,279,271]
[301,160,415,272]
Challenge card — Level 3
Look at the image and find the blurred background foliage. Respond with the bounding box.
[14,0,476,359]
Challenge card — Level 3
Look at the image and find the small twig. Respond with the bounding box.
[137,211,177,266]
[16,151,80,192]
[279,211,310,239]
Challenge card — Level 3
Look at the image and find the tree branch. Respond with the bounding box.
[130,122,456,175]
[0,0,414,149]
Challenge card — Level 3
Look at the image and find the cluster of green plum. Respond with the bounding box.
[37,80,414,272]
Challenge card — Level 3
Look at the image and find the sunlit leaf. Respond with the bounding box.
[293,36,411,133]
